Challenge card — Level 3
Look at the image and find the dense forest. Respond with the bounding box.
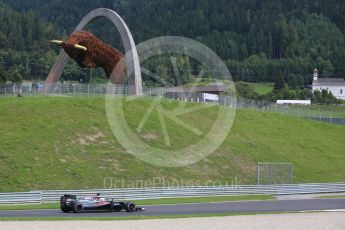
[1,0,345,87]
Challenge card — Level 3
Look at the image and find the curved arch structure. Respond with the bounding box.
[45,8,142,95]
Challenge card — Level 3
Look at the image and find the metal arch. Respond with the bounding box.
[45,8,142,95]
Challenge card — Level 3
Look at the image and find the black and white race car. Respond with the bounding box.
[60,194,145,213]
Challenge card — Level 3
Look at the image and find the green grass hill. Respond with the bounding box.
[0,96,344,192]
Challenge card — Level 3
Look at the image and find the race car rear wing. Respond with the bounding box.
[62,194,77,199]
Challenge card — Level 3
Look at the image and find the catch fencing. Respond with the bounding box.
[0,183,345,204]
[257,163,293,185]
[1,82,344,126]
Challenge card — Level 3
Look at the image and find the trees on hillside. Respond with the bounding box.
[313,89,339,104]
[235,82,259,99]
[1,0,345,84]
[274,72,285,91]
[0,3,60,81]
[0,65,6,83]
[9,69,22,82]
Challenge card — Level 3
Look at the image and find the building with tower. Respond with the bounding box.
[311,68,345,100]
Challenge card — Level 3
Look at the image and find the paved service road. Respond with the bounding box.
[0,199,344,218]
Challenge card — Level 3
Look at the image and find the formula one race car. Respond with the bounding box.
[60,194,145,213]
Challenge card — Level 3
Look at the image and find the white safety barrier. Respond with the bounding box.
[1,182,344,204]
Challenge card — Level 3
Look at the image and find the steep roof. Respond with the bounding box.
[313,78,345,86]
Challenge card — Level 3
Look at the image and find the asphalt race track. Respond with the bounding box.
[0,199,344,218]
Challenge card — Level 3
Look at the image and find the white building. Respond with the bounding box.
[202,93,219,102]
[312,68,345,100]
[276,100,311,105]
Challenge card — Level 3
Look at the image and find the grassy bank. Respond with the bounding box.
[0,96,344,192]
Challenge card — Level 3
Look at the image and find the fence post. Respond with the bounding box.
[319,105,321,121]
[257,163,260,185]
[269,163,272,185]
[290,164,294,184]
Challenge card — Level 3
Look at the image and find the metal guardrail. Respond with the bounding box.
[0,183,345,204]
[0,191,42,204]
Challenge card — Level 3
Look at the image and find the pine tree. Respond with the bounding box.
[0,65,6,83]
[274,72,285,91]
[10,69,22,82]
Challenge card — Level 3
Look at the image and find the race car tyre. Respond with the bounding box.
[74,204,84,213]
[125,202,136,212]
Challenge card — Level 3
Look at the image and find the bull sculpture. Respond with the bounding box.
[50,31,125,83]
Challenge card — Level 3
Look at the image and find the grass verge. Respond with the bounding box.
[317,195,345,199]
[135,195,274,205]
[0,96,345,191]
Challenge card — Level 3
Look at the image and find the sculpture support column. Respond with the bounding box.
[45,8,142,95]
